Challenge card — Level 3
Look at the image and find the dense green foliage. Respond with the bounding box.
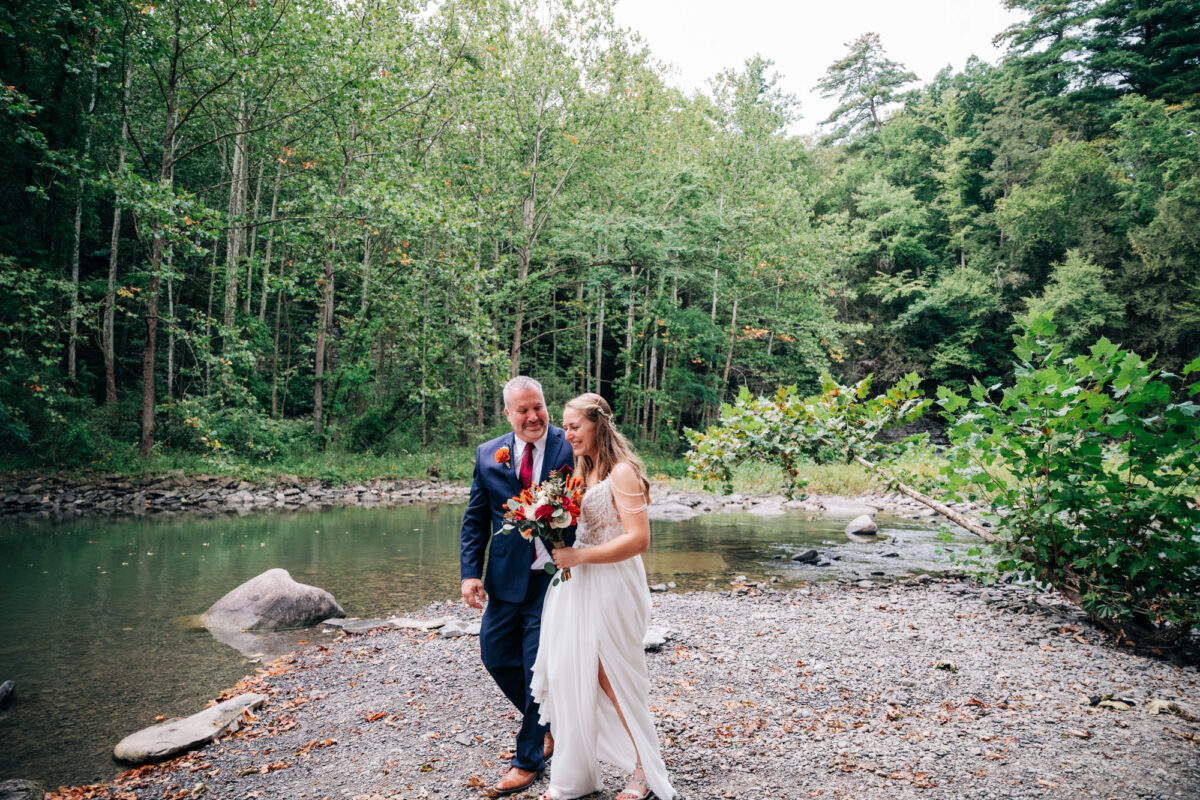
[939,316,1200,648]
[687,317,1200,649]
[1,0,1198,472]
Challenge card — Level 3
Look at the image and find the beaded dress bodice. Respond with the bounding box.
[574,478,623,546]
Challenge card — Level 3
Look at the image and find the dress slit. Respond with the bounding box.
[530,478,678,800]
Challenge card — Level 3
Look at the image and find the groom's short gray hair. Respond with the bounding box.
[503,376,544,409]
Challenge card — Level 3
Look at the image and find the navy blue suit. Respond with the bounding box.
[460,426,575,772]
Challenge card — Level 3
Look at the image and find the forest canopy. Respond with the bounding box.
[1,0,1197,467]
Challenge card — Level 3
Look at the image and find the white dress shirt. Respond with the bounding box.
[512,430,553,570]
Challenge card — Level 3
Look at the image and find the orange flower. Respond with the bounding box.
[495,447,510,466]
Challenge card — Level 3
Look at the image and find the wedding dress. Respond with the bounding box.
[530,477,678,800]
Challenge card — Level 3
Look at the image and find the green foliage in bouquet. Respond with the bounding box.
[684,373,931,499]
[938,315,1200,649]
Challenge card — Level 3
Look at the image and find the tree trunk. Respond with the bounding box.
[259,157,283,322]
[509,195,534,378]
[644,341,656,436]
[104,63,132,405]
[314,143,353,438]
[271,244,285,417]
[245,156,264,315]
[166,259,175,399]
[69,67,98,384]
[140,22,180,458]
[222,92,249,346]
[622,266,637,420]
[721,294,739,398]
[594,289,604,393]
[359,231,371,316]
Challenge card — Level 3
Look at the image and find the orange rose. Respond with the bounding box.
[495,446,510,465]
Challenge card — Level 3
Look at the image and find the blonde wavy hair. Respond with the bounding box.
[565,393,650,503]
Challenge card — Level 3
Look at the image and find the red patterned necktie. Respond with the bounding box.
[519,442,535,490]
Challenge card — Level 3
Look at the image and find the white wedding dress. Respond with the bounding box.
[530,477,678,800]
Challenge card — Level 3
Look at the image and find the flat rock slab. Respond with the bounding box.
[647,502,699,521]
[114,692,267,764]
[389,615,457,631]
[341,618,393,635]
[747,502,785,517]
[819,500,880,518]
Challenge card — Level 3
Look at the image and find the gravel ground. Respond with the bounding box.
[52,579,1200,800]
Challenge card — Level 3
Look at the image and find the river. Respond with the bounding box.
[0,501,959,787]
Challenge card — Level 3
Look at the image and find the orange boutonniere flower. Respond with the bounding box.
[495,446,511,467]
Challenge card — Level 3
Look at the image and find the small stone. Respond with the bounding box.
[790,549,820,564]
[0,680,14,709]
[845,515,878,535]
[439,619,481,637]
[0,779,45,800]
[1146,699,1187,716]
[649,583,668,592]
[643,625,672,650]
[935,660,958,673]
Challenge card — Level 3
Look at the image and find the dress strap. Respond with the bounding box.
[611,483,649,514]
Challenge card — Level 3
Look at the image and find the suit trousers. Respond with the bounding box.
[479,568,552,771]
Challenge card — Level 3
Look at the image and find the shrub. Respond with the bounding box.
[938,315,1200,649]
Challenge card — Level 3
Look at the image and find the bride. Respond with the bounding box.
[530,393,679,800]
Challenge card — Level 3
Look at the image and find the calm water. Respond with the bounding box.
[0,502,954,787]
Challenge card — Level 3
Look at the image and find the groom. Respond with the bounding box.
[460,376,575,795]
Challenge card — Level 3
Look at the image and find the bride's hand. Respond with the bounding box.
[552,545,585,569]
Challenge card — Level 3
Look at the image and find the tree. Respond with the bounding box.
[815,32,917,142]
[1023,249,1124,354]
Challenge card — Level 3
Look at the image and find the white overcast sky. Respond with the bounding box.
[611,0,1024,134]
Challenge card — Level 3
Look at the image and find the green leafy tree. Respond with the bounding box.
[815,32,917,142]
[1024,249,1124,354]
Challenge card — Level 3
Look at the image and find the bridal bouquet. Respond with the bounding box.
[500,467,583,581]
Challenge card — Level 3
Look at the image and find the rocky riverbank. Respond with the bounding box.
[647,485,986,524]
[1,470,984,529]
[0,473,469,519]
[43,578,1200,800]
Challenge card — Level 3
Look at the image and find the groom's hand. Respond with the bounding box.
[461,578,487,610]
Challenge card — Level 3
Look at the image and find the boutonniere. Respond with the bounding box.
[495,446,512,468]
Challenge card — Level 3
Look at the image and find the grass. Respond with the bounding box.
[648,451,948,498]
[0,446,478,487]
[3,438,949,499]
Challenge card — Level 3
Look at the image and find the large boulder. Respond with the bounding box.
[844,515,879,536]
[113,693,267,763]
[199,568,344,631]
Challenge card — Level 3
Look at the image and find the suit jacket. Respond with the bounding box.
[460,425,576,604]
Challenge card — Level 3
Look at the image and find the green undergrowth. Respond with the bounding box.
[1,445,944,498]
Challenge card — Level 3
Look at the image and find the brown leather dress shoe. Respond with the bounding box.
[543,731,555,761]
[493,766,538,796]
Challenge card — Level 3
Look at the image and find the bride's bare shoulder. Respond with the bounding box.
[608,461,642,493]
